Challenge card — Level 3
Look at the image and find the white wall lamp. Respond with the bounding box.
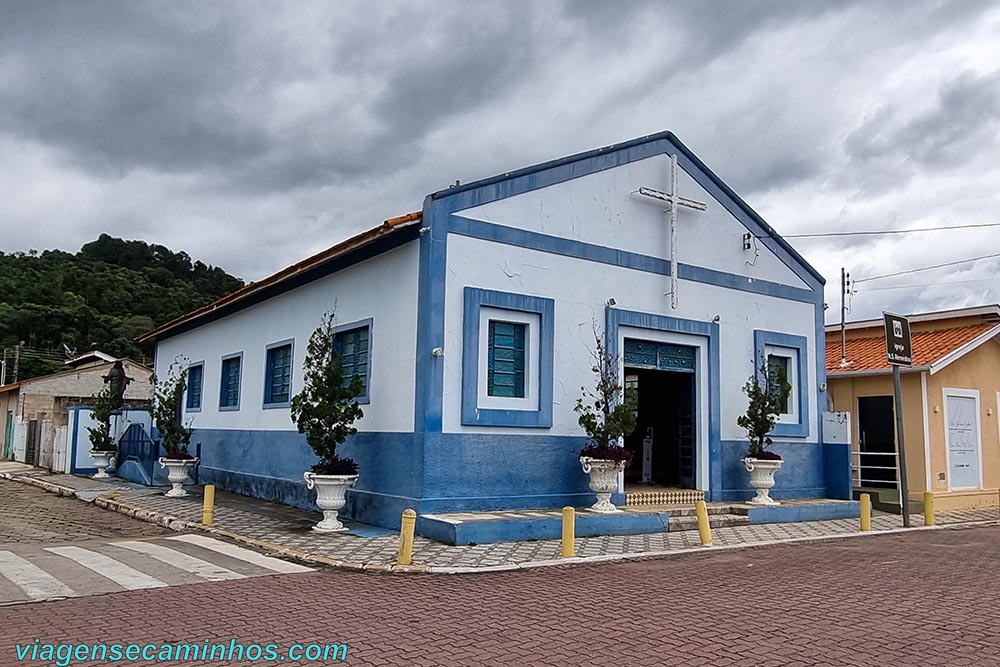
[431,347,444,357]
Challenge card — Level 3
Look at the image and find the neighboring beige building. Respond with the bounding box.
[826,305,1000,511]
[0,355,152,471]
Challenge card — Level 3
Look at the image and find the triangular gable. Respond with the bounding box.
[425,131,824,292]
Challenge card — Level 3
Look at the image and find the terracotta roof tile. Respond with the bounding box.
[136,212,422,344]
[827,323,999,374]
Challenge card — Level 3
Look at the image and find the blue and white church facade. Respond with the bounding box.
[140,132,850,533]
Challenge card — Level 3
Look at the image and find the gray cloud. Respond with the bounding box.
[1,0,998,322]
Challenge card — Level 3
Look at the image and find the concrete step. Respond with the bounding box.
[661,505,741,518]
[667,513,750,532]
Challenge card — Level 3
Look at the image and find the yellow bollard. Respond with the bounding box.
[201,484,215,526]
[923,492,935,526]
[860,493,871,532]
[397,508,416,566]
[561,506,575,558]
[695,500,713,546]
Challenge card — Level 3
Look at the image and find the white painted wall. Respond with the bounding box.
[455,153,809,289]
[154,242,420,433]
[442,234,819,442]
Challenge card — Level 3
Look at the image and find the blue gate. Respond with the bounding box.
[116,423,158,485]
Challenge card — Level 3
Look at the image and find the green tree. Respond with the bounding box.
[575,326,636,462]
[738,356,792,459]
[150,361,194,459]
[86,385,118,452]
[290,310,365,475]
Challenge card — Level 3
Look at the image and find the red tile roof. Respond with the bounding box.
[135,212,422,344]
[827,323,999,375]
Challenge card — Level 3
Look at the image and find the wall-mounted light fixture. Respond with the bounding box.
[606,298,617,307]
[432,347,444,357]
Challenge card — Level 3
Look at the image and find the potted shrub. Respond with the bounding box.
[151,360,198,497]
[738,357,791,505]
[291,310,365,533]
[86,385,118,479]
[575,329,636,513]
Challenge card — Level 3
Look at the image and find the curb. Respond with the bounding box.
[3,472,431,574]
[92,495,433,574]
[0,472,77,498]
[6,472,998,576]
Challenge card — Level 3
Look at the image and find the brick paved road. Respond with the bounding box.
[0,480,311,605]
[3,524,999,666]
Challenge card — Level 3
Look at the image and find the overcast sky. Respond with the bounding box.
[2,1,998,323]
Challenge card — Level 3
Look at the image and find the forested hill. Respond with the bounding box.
[0,234,244,382]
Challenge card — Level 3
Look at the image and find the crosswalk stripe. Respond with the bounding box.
[111,541,245,582]
[0,550,75,601]
[165,535,313,574]
[45,546,167,590]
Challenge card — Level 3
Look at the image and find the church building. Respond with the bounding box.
[138,131,848,534]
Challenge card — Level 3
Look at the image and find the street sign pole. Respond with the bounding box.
[883,312,913,528]
[893,365,910,527]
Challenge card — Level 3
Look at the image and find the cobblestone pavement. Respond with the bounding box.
[2,524,999,666]
[0,478,167,544]
[5,465,999,570]
[0,479,314,606]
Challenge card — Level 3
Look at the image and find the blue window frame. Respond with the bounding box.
[264,340,294,408]
[462,287,554,428]
[332,319,372,403]
[487,321,526,398]
[186,363,204,412]
[753,330,808,437]
[219,352,242,411]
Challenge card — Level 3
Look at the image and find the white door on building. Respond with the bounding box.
[944,390,982,490]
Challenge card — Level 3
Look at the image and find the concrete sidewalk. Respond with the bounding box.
[3,461,997,573]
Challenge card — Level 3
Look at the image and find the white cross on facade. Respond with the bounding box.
[633,153,707,309]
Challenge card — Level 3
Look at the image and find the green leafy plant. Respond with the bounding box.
[290,310,365,476]
[737,355,791,460]
[150,360,195,459]
[575,326,636,464]
[86,385,118,452]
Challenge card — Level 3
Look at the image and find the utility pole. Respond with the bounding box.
[12,342,21,383]
[840,268,851,366]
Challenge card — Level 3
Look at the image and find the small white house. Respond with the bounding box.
[139,131,843,532]
[0,357,152,473]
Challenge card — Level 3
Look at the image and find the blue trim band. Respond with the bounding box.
[753,330,809,438]
[448,216,816,304]
[461,287,554,427]
[604,308,721,499]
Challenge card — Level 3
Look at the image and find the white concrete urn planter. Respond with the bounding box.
[744,457,783,506]
[304,472,358,532]
[158,457,199,498]
[89,449,116,479]
[579,457,625,513]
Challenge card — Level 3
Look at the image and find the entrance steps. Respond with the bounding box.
[417,499,859,545]
[659,505,750,532]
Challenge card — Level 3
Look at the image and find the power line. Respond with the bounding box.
[780,221,1000,239]
[862,277,999,292]
[854,252,1000,283]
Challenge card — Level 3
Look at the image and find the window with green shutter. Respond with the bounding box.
[487,320,526,398]
[334,325,370,399]
[219,354,242,410]
[264,343,293,406]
